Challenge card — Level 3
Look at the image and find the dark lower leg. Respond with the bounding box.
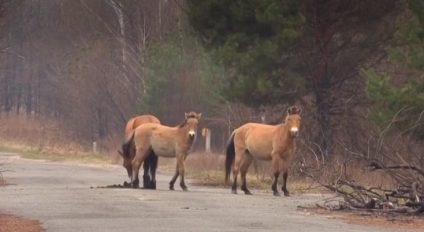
[240,158,252,195]
[148,154,158,189]
[142,162,150,189]
[240,170,251,195]
[180,174,187,191]
[132,160,141,188]
[169,171,178,190]
[232,168,238,194]
[281,171,289,196]
[272,171,280,196]
[179,163,187,191]
[169,164,179,190]
[132,177,139,188]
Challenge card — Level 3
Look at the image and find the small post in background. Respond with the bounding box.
[92,141,98,154]
[202,128,211,153]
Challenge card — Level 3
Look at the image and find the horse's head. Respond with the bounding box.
[123,158,132,178]
[118,150,133,178]
[183,112,202,140]
[285,106,302,137]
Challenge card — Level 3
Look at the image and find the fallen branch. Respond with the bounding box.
[369,161,424,177]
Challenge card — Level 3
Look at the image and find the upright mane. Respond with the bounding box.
[179,112,198,128]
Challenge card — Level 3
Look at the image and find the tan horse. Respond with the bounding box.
[225,106,302,196]
[124,115,161,139]
[124,112,201,190]
[119,115,160,189]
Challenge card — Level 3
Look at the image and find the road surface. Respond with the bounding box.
[0,153,403,232]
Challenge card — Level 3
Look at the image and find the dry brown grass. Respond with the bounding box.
[0,115,120,164]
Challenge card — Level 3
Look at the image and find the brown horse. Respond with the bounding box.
[124,112,201,190]
[225,106,302,196]
[119,115,160,189]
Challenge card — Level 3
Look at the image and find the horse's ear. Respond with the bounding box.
[185,112,189,119]
[287,106,294,115]
[197,113,202,119]
[287,106,302,115]
[117,150,124,158]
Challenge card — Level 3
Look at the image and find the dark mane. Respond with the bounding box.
[186,112,197,118]
[178,120,187,128]
[179,112,198,128]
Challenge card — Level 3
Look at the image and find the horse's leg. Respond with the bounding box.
[169,163,179,190]
[231,148,243,194]
[142,155,151,189]
[149,152,158,190]
[240,154,253,195]
[178,154,188,191]
[131,148,149,188]
[142,150,157,189]
[271,155,281,196]
[281,170,289,196]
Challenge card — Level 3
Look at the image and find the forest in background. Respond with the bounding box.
[0,0,423,161]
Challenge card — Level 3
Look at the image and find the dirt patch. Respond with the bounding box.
[1,173,43,232]
[300,207,424,231]
[0,213,44,232]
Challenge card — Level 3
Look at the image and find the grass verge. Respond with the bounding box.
[0,140,115,164]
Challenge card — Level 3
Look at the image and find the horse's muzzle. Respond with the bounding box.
[290,128,299,137]
[188,130,196,139]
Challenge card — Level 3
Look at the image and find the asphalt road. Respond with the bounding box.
[0,153,403,232]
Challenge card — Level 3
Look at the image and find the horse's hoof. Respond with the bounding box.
[123,181,131,188]
[244,191,252,195]
[273,192,281,197]
[169,186,175,191]
[143,181,150,189]
[132,179,140,188]
[182,187,188,191]
[147,181,156,190]
[283,192,290,197]
[231,190,237,194]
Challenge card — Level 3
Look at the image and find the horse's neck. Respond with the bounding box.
[175,125,195,148]
[175,124,188,133]
[174,125,189,139]
[276,123,295,144]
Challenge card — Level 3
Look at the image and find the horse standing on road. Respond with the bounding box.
[225,106,302,196]
[123,112,201,190]
[119,115,160,189]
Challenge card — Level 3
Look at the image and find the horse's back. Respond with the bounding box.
[134,123,177,142]
[236,123,277,139]
[133,115,160,129]
[125,115,160,139]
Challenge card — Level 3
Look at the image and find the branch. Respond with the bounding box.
[369,161,424,177]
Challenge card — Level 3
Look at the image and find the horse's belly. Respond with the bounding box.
[151,142,175,157]
[246,146,272,161]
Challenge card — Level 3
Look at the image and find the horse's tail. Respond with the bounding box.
[121,131,135,159]
[225,132,236,185]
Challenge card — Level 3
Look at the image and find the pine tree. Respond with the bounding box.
[187,0,399,157]
[364,0,424,139]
